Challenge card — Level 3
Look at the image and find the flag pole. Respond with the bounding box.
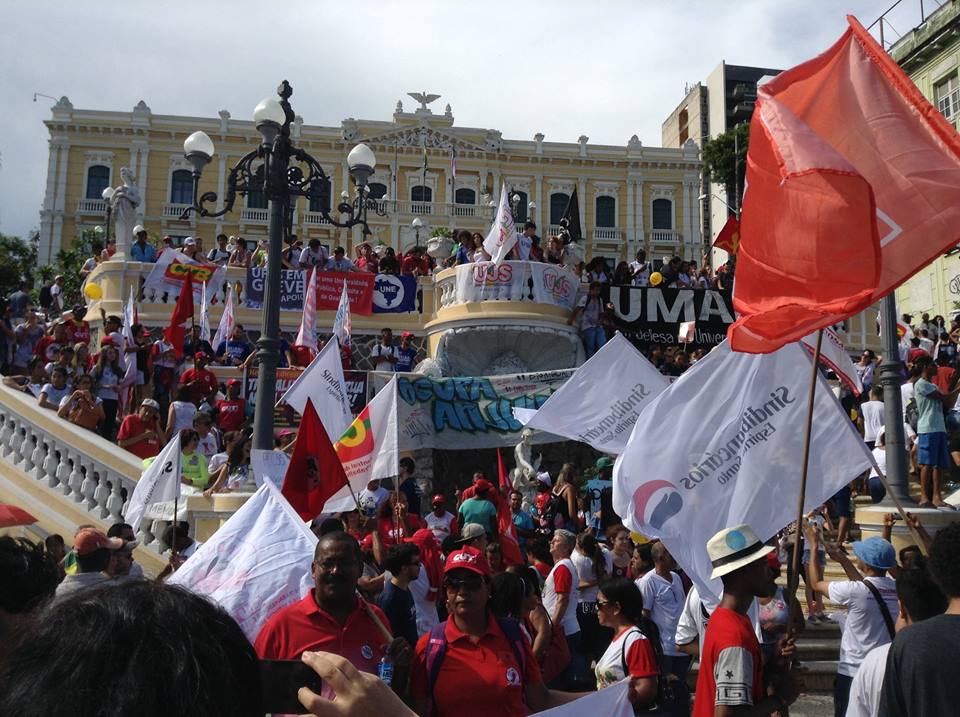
[786,329,823,625]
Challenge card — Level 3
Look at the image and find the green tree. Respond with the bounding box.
[702,124,750,209]
[37,229,102,310]
[0,233,39,299]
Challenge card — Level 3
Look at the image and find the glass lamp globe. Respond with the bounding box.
[347,143,376,172]
[101,187,115,201]
[183,131,215,160]
[412,217,423,229]
[253,97,285,126]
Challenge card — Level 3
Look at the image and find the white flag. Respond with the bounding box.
[122,286,136,346]
[800,327,862,395]
[295,268,318,348]
[212,284,235,354]
[126,433,182,532]
[679,321,696,344]
[199,281,211,343]
[168,481,317,641]
[612,340,872,599]
[483,183,518,266]
[120,286,138,391]
[530,680,632,716]
[524,333,668,454]
[333,280,351,349]
[278,337,352,440]
[322,377,399,513]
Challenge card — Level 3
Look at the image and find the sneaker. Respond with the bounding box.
[807,615,820,625]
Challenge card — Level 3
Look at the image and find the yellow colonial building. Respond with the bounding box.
[38,92,702,269]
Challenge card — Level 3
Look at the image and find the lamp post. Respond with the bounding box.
[180,80,387,451]
[879,298,913,505]
[411,216,423,247]
[101,187,115,243]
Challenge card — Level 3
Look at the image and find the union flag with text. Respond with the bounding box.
[729,16,960,353]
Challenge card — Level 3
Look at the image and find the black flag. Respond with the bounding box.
[558,188,581,244]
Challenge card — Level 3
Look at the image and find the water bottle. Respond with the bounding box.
[378,655,394,687]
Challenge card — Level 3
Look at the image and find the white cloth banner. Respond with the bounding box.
[483,182,518,265]
[278,337,352,440]
[454,261,528,302]
[333,280,352,349]
[142,249,226,300]
[612,340,873,599]
[199,281,211,343]
[212,284,235,355]
[525,333,668,454]
[800,327,862,395]
[126,434,182,532]
[530,680,633,716]
[529,262,580,311]
[295,267,318,348]
[250,448,291,489]
[168,481,317,642]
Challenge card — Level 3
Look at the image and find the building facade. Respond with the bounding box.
[890,0,960,321]
[38,93,702,269]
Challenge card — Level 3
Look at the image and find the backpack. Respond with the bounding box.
[425,617,527,712]
[905,396,919,433]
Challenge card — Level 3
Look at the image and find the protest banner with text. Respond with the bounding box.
[604,286,734,349]
[245,268,416,314]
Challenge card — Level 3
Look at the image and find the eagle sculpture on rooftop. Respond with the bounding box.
[408,91,441,111]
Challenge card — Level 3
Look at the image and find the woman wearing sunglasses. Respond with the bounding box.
[410,546,586,716]
[595,578,663,711]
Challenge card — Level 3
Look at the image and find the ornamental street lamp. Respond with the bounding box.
[101,186,115,243]
[411,216,423,247]
[180,80,387,451]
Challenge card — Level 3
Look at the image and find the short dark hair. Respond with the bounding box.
[490,571,525,619]
[314,531,362,567]
[523,220,537,231]
[929,522,960,597]
[106,523,132,539]
[897,567,947,621]
[0,582,262,716]
[44,534,64,552]
[317,517,345,536]
[0,537,58,614]
[384,543,420,574]
[399,457,416,473]
[76,547,111,573]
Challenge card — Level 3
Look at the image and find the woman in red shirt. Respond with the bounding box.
[376,491,424,547]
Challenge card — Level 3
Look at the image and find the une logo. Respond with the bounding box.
[632,479,683,530]
[373,274,404,309]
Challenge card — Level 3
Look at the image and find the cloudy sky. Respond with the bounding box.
[0,0,925,242]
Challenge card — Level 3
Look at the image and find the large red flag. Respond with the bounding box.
[495,448,524,566]
[282,398,349,521]
[712,216,741,255]
[730,15,960,353]
[163,270,194,356]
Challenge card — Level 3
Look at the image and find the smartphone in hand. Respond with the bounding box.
[259,659,323,715]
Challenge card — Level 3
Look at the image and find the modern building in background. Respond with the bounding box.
[37,94,701,269]
[887,0,960,321]
[662,62,780,266]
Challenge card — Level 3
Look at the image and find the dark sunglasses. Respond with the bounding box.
[445,574,485,592]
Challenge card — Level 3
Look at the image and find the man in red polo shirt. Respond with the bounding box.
[116,399,163,460]
[693,524,800,717]
[179,352,219,404]
[254,531,410,678]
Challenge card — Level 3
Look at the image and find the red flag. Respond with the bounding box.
[496,448,510,493]
[729,15,960,353]
[163,270,194,356]
[494,450,523,566]
[712,215,740,254]
[282,398,349,521]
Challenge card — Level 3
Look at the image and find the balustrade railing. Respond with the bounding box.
[76,198,106,214]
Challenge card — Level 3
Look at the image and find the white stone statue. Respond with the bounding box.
[110,167,141,259]
[510,427,542,510]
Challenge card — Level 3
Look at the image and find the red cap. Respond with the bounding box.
[766,551,781,570]
[226,379,240,387]
[194,351,206,360]
[99,336,115,347]
[401,331,414,339]
[431,493,445,505]
[474,478,492,494]
[359,534,374,552]
[444,545,491,577]
[74,528,124,556]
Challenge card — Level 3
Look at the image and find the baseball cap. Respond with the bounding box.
[706,524,775,580]
[74,528,124,556]
[226,379,241,387]
[184,237,197,246]
[444,545,491,576]
[141,398,160,410]
[100,336,115,347]
[596,456,614,470]
[852,536,897,570]
[457,523,486,544]
[474,478,493,494]
[431,493,445,505]
[535,471,552,487]
[194,351,206,360]
[401,331,414,339]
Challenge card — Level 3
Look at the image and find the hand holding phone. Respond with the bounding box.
[259,659,324,715]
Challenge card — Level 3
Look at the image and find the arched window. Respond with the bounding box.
[512,190,528,223]
[652,198,673,230]
[86,165,110,200]
[308,178,331,213]
[454,187,476,205]
[368,182,387,200]
[170,170,194,205]
[550,192,570,225]
[411,185,432,202]
[595,196,616,228]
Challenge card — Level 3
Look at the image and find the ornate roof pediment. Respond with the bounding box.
[351,124,491,153]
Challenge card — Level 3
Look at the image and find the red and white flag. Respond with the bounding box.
[730,16,960,353]
[163,270,194,356]
[333,280,351,349]
[295,268,318,348]
[483,183,518,266]
[800,328,862,395]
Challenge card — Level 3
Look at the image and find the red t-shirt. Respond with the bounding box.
[693,607,764,717]
[215,398,246,431]
[934,366,957,394]
[254,592,392,674]
[377,515,425,547]
[289,344,315,368]
[117,414,162,460]
[411,616,542,717]
[65,319,91,345]
[180,367,219,402]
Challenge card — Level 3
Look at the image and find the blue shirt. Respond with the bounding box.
[455,244,471,265]
[217,339,253,365]
[130,242,158,262]
[395,347,417,372]
[377,579,418,647]
[512,508,535,549]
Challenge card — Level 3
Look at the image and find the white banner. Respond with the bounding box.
[169,481,317,642]
[801,327,863,395]
[454,261,528,302]
[278,337,352,441]
[525,333,668,454]
[612,340,873,598]
[529,262,580,311]
[126,434,181,532]
[483,182,518,265]
[531,680,632,716]
[212,284,235,355]
[250,448,290,489]
[142,249,226,300]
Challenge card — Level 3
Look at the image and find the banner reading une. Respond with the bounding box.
[604,286,735,348]
[245,268,414,315]
[370,369,573,450]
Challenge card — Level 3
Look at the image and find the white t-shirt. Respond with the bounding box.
[570,547,613,603]
[675,584,763,657]
[543,557,581,636]
[197,432,219,460]
[359,485,390,511]
[629,261,650,287]
[828,577,899,677]
[424,511,456,543]
[869,447,886,479]
[919,337,935,355]
[299,246,328,269]
[595,627,657,689]
[900,382,914,421]
[407,568,439,637]
[637,570,685,657]
[845,642,889,717]
[169,401,198,436]
[861,400,885,443]
[370,344,398,371]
